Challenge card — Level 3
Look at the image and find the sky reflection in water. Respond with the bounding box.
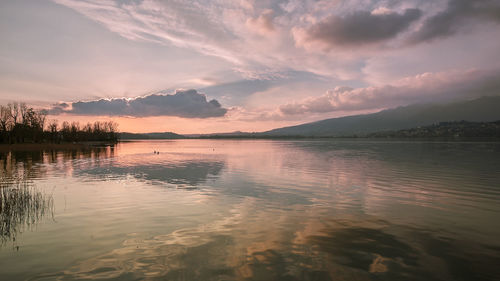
[0,140,499,281]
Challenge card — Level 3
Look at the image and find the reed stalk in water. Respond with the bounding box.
[0,177,54,245]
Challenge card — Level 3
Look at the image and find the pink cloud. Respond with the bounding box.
[246,9,275,35]
[279,68,500,115]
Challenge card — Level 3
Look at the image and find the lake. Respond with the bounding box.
[1,139,499,280]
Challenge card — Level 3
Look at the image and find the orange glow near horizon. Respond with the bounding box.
[46,107,382,134]
[47,114,301,134]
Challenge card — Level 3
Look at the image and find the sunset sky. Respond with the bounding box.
[1,0,500,133]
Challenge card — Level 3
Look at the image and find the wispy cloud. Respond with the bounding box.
[49,89,227,118]
[52,0,242,63]
[50,0,500,82]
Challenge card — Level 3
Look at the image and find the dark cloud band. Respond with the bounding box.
[304,8,421,47]
[409,0,500,44]
[49,89,227,118]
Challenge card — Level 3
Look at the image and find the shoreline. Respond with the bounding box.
[0,142,116,152]
[1,137,498,152]
[121,137,500,142]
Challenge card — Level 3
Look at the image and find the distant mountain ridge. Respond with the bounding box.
[184,131,248,138]
[119,96,500,139]
[261,96,500,137]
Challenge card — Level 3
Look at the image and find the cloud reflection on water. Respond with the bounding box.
[1,140,499,280]
[76,159,225,188]
[35,210,500,281]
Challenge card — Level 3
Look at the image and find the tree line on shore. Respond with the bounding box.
[367,120,500,138]
[0,103,118,144]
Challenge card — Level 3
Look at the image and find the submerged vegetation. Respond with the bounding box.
[0,178,54,246]
[0,102,118,144]
[0,149,60,246]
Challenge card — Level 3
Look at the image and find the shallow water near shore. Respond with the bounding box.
[0,139,499,280]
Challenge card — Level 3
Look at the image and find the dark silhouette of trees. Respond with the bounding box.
[0,102,118,144]
[367,120,500,138]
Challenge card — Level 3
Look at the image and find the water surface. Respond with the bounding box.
[0,140,499,280]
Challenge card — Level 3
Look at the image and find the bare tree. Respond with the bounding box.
[37,110,47,131]
[1,102,119,144]
[48,120,58,133]
[0,105,13,143]
[47,119,58,143]
[19,102,28,126]
[9,103,20,125]
[70,122,80,142]
[0,105,12,132]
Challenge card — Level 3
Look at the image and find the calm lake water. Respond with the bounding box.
[1,139,499,280]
